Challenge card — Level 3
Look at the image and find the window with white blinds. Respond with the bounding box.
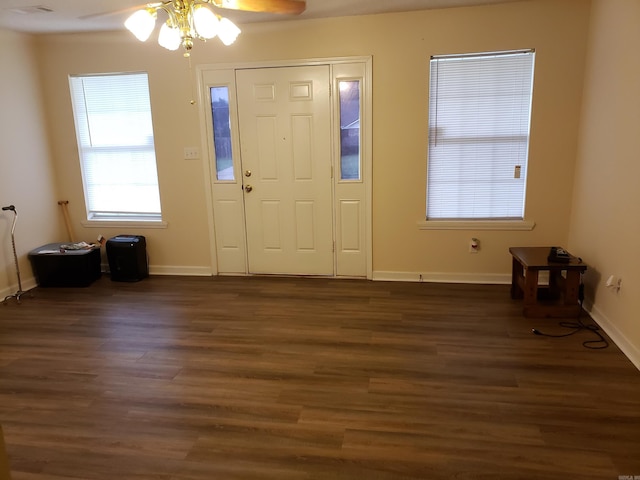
[69,72,162,221]
[427,50,535,220]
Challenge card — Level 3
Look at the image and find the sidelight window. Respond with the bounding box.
[338,80,361,181]
[210,86,234,181]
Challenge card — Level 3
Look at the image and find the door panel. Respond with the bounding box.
[295,201,316,250]
[339,200,362,251]
[292,116,313,179]
[256,116,278,179]
[236,66,333,275]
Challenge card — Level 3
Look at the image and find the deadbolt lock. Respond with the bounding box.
[244,170,252,177]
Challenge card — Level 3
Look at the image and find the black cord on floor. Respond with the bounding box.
[531,283,609,349]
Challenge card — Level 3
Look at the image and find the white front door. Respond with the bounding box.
[236,66,334,275]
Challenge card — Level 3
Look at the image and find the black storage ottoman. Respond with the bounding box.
[106,235,148,282]
[28,243,101,287]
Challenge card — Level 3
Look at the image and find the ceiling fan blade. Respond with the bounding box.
[79,2,163,20]
[214,0,306,15]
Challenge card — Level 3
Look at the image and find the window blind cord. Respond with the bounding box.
[531,275,609,349]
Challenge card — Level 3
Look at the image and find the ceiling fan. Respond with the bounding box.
[202,0,306,15]
[98,0,306,56]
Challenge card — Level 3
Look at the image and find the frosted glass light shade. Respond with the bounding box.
[217,17,241,46]
[124,9,157,42]
[193,5,219,39]
[158,23,181,50]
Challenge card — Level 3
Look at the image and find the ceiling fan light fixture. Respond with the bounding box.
[192,4,219,39]
[124,8,157,42]
[124,0,304,54]
[158,22,181,51]
[217,17,241,46]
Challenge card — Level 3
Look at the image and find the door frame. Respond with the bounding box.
[196,56,372,279]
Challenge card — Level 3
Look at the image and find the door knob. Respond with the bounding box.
[244,185,253,193]
[244,170,252,177]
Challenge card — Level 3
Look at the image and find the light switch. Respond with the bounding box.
[184,147,200,160]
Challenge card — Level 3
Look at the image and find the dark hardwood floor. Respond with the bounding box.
[1,275,639,479]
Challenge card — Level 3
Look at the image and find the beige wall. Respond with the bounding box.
[35,0,591,280]
[569,0,640,366]
[0,29,61,298]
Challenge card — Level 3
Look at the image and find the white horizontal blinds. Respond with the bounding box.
[69,73,161,219]
[427,50,535,220]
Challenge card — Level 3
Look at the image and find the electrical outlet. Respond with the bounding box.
[606,275,622,292]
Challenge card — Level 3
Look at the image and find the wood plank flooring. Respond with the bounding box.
[1,275,639,479]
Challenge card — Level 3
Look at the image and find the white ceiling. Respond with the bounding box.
[0,0,523,34]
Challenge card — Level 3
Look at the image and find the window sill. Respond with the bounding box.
[81,220,168,229]
[418,219,535,231]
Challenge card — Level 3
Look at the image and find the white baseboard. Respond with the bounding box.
[148,265,213,276]
[584,301,640,371]
[100,263,213,277]
[372,270,511,284]
[0,276,38,300]
[2,266,213,297]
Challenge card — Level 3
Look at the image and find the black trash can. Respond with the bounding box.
[106,235,148,282]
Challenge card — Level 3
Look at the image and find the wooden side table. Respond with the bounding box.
[509,246,587,318]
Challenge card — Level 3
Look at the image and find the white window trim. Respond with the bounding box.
[81,219,168,229]
[418,219,535,231]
